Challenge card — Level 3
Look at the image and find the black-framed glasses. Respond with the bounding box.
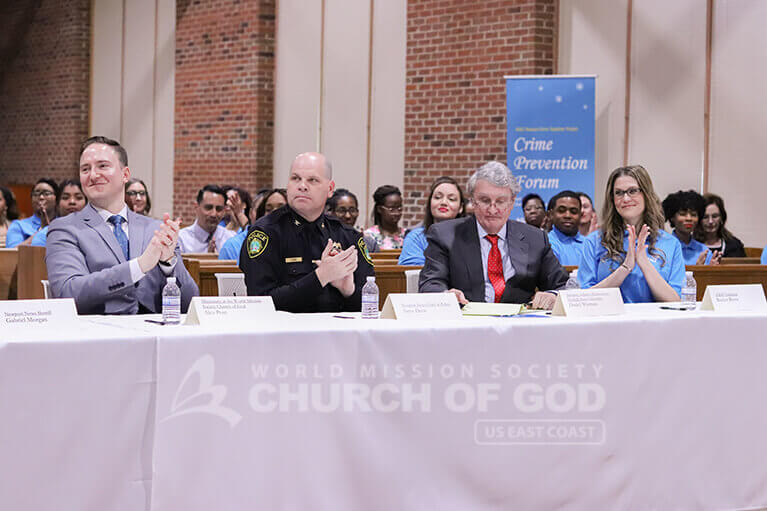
[32,190,55,198]
[126,190,147,198]
[613,187,641,199]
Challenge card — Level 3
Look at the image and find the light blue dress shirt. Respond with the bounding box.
[578,229,685,303]
[30,226,49,246]
[477,221,515,303]
[219,229,247,264]
[672,230,712,265]
[398,226,428,265]
[761,246,767,265]
[6,215,42,248]
[547,226,586,266]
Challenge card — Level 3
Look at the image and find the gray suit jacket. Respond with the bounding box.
[419,216,568,303]
[46,204,198,314]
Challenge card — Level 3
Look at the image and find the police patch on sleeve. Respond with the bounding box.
[247,230,269,258]
[358,237,373,266]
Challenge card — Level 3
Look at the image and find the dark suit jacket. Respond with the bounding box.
[418,216,568,303]
[46,204,198,314]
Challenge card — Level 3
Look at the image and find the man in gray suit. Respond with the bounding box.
[419,161,568,310]
[46,136,198,314]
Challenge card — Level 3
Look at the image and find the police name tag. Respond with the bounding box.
[380,293,462,320]
[700,284,767,312]
[184,296,277,326]
[552,288,624,317]
[0,298,78,328]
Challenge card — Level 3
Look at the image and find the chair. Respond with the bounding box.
[405,269,421,293]
[41,280,51,299]
[215,273,247,297]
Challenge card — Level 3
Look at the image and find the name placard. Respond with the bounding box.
[0,298,78,328]
[381,293,462,320]
[552,288,625,317]
[184,296,277,326]
[700,284,767,312]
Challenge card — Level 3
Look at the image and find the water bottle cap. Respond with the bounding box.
[570,269,578,277]
[685,271,693,277]
[167,277,176,283]
[367,276,375,283]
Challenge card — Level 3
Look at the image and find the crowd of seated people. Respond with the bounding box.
[1,140,762,310]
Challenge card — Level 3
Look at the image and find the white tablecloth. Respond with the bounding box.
[3,305,767,510]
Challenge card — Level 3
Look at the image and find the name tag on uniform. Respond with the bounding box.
[285,257,302,263]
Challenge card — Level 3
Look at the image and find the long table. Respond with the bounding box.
[3,306,767,510]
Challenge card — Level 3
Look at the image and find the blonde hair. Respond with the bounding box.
[600,165,667,265]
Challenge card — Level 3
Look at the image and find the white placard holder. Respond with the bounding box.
[184,296,277,326]
[700,284,767,312]
[380,293,463,320]
[0,298,78,328]
[552,288,625,317]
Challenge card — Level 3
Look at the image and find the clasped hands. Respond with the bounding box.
[315,239,357,297]
[138,214,181,273]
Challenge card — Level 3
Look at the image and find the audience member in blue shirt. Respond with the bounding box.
[218,189,289,264]
[6,178,59,248]
[579,165,685,303]
[219,229,247,263]
[546,190,586,266]
[762,246,767,265]
[398,177,465,265]
[30,179,88,247]
[662,189,720,266]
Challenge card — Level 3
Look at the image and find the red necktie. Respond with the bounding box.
[485,234,505,303]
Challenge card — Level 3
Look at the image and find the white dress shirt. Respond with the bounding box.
[476,220,516,303]
[178,220,236,254]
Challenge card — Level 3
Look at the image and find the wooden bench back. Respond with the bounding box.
[17,245,48,299]
[0,248,18,300]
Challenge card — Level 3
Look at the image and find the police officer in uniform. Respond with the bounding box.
[240,152,374,312]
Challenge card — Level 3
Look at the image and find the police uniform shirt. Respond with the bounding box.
[239,205,375,312]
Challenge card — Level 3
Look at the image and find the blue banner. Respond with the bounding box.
[506,76,595,220]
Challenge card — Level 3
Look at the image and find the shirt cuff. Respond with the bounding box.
[158,256,177,276]
[129,258,146,283]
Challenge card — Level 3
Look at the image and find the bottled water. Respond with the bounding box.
[565,269,579,290]
[361,276,379,319]
[681,271,697,308]
[162,277,181,324]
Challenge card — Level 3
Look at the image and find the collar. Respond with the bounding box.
[92,203,128,223]
[476,219,507,241]
[289,206,327,230]
[551,225,584,242]
[191,220,217,238]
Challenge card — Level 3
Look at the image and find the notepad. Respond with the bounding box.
[461,302,524,316]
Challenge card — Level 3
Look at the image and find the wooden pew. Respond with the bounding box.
[686,264,767,300]
[194,260,241,296]
[0,248,18,300]
[371,250,401,265]
[745,247,763,258]
[374,264,422,308]
[17,245,48,299]
[719,257,760,265]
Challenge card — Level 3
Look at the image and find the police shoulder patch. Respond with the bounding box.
[358,237,373,266]
[247,230,269,258]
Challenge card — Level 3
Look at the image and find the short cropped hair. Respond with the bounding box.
[196,184,227,204]
[547,190,581,211]
[522,193,544,209]
[79,136,128,167]
[467,161,521,196]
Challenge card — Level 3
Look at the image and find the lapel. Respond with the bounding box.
[127,210,147,259]
[505,220,528,278]
[456,218,485,300]
[81,203,126,263]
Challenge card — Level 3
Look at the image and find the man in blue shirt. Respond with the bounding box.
[546,190,586,266]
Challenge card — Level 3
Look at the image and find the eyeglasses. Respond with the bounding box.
[380,205,402,213]
[126,190,147,198]
[334,207,358,216]
[474,196,512,210]
[613,187,641,199]
[32,190,55,198]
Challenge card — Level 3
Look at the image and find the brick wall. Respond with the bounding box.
[403,0,557,226]
[0,0,90,188]
[174,0,275,220]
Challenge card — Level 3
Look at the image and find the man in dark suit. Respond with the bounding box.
[46,136,198,314]
[419,161,568,309]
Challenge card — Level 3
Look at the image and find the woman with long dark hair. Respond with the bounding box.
[694,193,745,258]
[31,178,88,246]
[578,165,684,302]
[398,177,464,265]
